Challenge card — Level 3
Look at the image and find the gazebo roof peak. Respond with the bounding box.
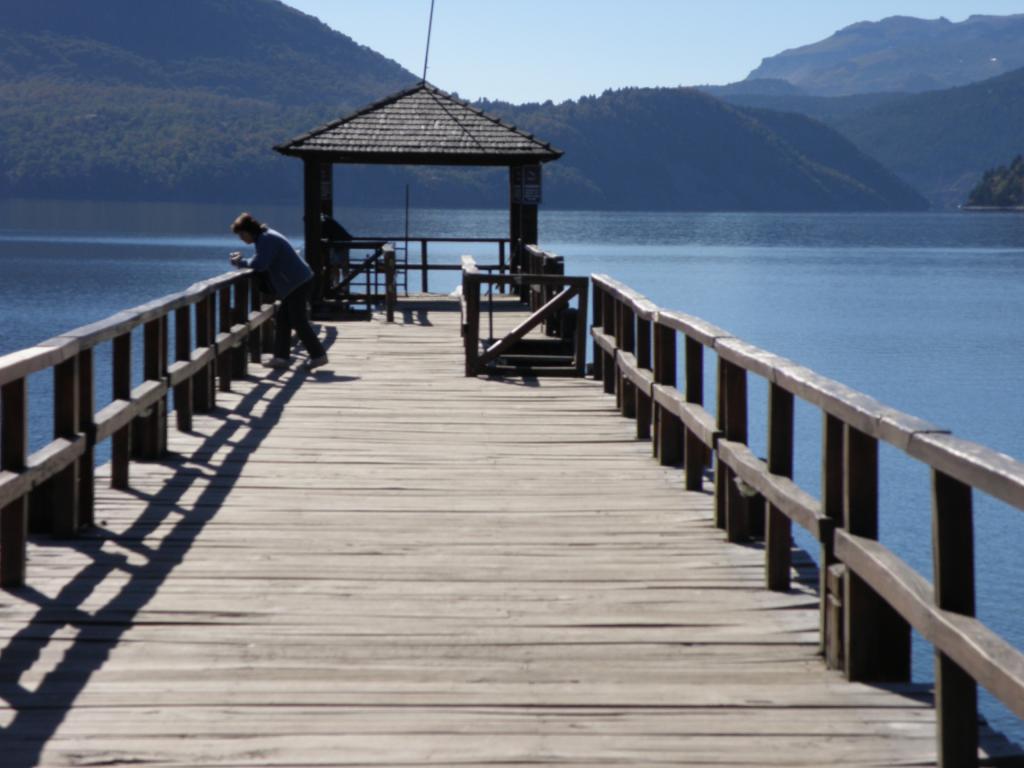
[274,81,563,167]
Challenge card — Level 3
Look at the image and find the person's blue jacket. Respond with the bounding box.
[241,229,313,298]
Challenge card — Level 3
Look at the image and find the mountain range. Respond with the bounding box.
[709,66,1024,208]
[1,2,1020,211]
[746,14,1024,96]
[480,89,924,211]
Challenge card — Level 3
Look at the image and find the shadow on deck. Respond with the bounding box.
[0,298,1020,766]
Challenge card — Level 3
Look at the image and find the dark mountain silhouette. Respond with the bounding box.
[699,88,905,124]
[714,66,1024,208]
[0,0,416,106]
[829,67,1024,209]
[0,0,420,202]
[0,0,926,211]
[965,155,1024,208]
[480,88,926,211]
[747,14,1024,96]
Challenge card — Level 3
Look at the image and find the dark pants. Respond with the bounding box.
[273,281,325,359]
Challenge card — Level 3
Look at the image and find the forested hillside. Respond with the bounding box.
[482,88,926,211]
[0,0,418,202]
[829,68,1024,209]
[713,67,1024,209]
[0,0,415,106]
[966,155,1024,208]
[0,0,927,211]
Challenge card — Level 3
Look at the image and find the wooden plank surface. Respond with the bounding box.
[0,295,1006,766]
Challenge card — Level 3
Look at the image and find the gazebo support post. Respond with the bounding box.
[510,197,522,298]
[302,159,328,302]
[509,165,539,302]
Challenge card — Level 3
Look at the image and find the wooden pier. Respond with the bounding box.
[2,263,1023,765]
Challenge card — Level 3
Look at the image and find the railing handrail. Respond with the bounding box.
[346,235,511,245]
[0,271,250,387]
[319,235,510,295]
[1,268,276,587]
[590,271,1024,766]
[594,273,1024,508]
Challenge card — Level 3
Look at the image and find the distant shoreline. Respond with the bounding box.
[961,205,1024,213]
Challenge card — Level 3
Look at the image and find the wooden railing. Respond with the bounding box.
[0,271,275,588]
[333,236,511,293]
[591,273,1024,768]
[461,250,588,377]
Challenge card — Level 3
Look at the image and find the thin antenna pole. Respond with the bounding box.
[422,0,436,82]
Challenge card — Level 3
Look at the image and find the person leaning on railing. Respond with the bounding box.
[229,212,328,371]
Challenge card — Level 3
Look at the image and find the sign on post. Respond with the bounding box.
[511,164,542,205]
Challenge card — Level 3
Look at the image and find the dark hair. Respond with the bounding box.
[231,212,268,236]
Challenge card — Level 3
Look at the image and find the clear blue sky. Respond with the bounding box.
[283,1,1024,103]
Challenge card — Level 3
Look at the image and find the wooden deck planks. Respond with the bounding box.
[0,295,992,766]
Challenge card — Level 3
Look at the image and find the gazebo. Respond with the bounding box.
[274,82,563,301]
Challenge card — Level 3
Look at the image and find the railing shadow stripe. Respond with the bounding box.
[0,369,304,767]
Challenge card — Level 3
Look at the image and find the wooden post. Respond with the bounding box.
[372,248,380,302]
[175,306,193,432]
[111,332,131,489]
[573,284,589,378]
[843,425,911,682]
[463,274,481,376]
[601,291,615,396]
[248,276,262,364]
[1,378,28,586]
[160,315,169,455]
[714,359,728,530]
[932,470,977,767]
[766,383,794,590]
[653,323,680,466]
[194,296,215,413]
[821,413,844,665]
[721,360,751,543]
[233,279,249,377]
[527,250,540,309]
[498,241,506,293]
[509,168,522,298]
[421,241,429,293]
[618,302,636,419]
[635,314,652,440]
[684,337,705,491]
[543,255,564,336]
[218,285,233,393]
[319,162,333,221]
[591,282,604,382]
[384,247,397,323]
[607,296,621,400]
[78,348,94,528]
[521,206,538,258]
[510,165,540,304]
[303,158,326,301]
[49,355,80,537]
[135,318,166,459]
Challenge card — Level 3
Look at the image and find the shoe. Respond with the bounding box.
[304,355,328,371]
[264,357,290,369]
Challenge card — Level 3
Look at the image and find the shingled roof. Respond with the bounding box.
[274,82,563,166]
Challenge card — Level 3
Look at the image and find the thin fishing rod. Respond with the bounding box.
[422,0,436,82]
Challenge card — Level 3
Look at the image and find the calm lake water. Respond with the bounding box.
[2,198,1023,742]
